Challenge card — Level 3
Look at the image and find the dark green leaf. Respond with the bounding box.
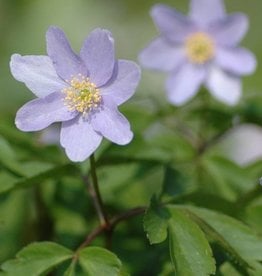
[143,198,170,244]
[168,207,216,276]
[1,242,73,275]
[161,166,187,198]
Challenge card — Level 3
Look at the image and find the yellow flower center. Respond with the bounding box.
[63,75,101,115]
[185,32,215,64]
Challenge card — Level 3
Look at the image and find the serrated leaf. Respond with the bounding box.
[143,198,170,244]
[0,242,73,275]
[168,207,216,276]
[79,247,122,276]
[185,206,262,269]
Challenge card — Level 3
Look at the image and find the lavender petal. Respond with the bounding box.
[15,92,77,131]
[10,54,66,98]
[46,26,87,81]
[151,4,195,43]
[101,60,141,106]
[139,38,185,72]
[206,66,241,105]
[91,98,133,145]
[80,28,115,87]
[60,116,102,162]
[190,0,225,26]
[210,13,248,46]
[216,47,256,76]
[166,63,206,105]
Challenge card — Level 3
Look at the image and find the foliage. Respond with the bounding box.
[0,0,262,275]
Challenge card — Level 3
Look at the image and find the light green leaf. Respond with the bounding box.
[79,247,122,276]
[143,198,170,244]
[0,242,73,275]
[168,207,216,276]
[185,206,262,269]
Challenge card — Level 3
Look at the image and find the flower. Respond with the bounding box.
[218,124,262,166]
[139,0,256,106]
[10,26,141,162]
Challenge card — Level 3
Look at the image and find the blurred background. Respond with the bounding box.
[1,0,262,112]
[0,0,262,275]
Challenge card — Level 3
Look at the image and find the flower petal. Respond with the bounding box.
[150,4,195,43]
[190,0,225,26]
[139,38,185,72]
[60,116,102,162]
[46,26,87,81]
[15,92,76,131]
[10,54,66,98]
[206,66,241,105]
[210,13,248,46]
[166,63,206,105]
[219,124,262,166]
[80,28,115,87]
[215,47,256,75]
[91,99,133,145]
[100,60,141,106]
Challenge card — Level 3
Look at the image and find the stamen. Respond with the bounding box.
[185,32,215,64]
[63,75,101,115]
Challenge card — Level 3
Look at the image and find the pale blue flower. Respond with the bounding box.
[139,0,256,106]
[10,26,141,162]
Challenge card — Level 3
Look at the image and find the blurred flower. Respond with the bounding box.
[139,0,256,106]
[10,26,140,162]
[217,124,262,166]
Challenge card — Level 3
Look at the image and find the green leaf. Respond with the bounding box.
[0,136,26,176]
[0,136,16,160]
[144,122,195,161]
[104,135,171,165]
[0,242,73,275]
[143,198,170,244]
[185,206,262,269]
[201,155,253,200]
[79,247,123,276]
[64,261,77,276]
[167,207,216,276]
[161,166,188,198]
[0,163,77,194]
[0,172,20,194]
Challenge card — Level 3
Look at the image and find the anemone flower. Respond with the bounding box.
[139,0,256,106]
[11,26,141,162]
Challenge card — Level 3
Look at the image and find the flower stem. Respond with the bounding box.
[77,206,146,250]
[89,154,110,229]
